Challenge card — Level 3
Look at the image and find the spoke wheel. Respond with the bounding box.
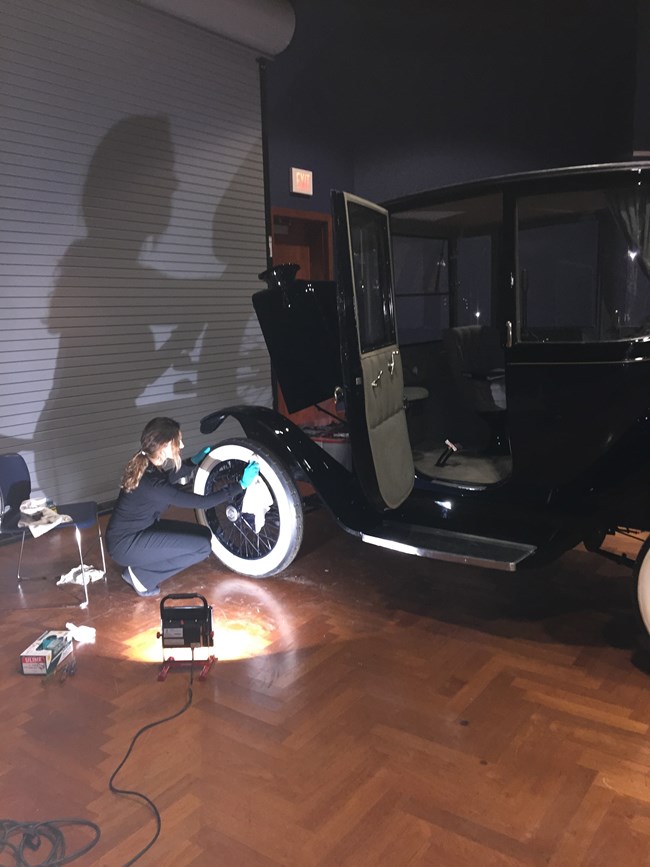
[194,438,303,578]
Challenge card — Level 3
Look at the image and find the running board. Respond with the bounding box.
[360,522,536,571]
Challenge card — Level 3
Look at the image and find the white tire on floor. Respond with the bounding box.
[193,437,303,578]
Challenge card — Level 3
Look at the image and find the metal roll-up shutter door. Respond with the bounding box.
[0,0,276,504]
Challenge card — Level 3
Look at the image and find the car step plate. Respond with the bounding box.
[360,522,536,571]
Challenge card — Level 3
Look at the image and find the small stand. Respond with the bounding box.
[156,593,215,682]
[158,650,216,682]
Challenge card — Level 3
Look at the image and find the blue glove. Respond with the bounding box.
[190,446,212,465]
[240,460,260,489]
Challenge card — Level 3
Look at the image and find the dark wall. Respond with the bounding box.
[263,0,355,212]
[634,0,650,152]
[265,0,638,207]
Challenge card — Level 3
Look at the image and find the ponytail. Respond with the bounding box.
[120,417,182,492]
[121,451,150,492]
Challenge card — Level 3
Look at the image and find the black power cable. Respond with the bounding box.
[0,818,100,865]
[2,667,195,866]
[108,663,195,866]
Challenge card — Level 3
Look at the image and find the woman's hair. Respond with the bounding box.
[121,417,182,492]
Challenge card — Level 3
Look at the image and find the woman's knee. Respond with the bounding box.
[182,527,212,561]
[197,535,211,556]
[187,524,211,553]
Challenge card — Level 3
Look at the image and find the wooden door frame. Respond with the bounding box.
[271,207,333,280]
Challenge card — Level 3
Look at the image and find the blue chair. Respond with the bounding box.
[0,453,106,600]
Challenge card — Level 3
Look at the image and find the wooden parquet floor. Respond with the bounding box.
[2,506,650,866]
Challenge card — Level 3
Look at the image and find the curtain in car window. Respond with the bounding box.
[609,190,650,280]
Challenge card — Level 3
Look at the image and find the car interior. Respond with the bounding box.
[392,180,650,488]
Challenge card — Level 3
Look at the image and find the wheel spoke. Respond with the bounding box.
[204,459,279,561]
[239,514,274,554]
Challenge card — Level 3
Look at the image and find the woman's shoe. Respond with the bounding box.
[121,567,160,597]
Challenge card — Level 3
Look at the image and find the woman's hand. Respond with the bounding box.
[240,461,260,489]
[190,445,212,465]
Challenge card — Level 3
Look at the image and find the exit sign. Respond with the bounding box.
[290,167,313,196]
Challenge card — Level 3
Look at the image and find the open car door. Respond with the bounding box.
[332,192,414,511]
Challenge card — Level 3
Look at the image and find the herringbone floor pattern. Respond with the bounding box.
[1,507,650,866]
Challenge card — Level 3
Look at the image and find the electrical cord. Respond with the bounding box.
[0,818,100,866]
[108,662,195,866]
[1,667,195,866]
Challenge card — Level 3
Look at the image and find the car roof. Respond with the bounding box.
[382,160,650,214]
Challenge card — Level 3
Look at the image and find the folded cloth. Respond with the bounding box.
[57,565,105,585]
[18,506,73,537]
[19,497,48,515]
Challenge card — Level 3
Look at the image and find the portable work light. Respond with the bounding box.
[157,593,215,681]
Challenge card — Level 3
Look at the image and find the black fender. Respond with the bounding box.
[199,405,379,533]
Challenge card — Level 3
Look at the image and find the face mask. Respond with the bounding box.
[160,458,175,472]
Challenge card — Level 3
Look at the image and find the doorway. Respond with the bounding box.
[270,208,342,431]
[271,207,332,281]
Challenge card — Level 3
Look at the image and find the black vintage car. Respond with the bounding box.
[192,162,650,641]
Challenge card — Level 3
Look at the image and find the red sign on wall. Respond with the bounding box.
[290,167,313,196]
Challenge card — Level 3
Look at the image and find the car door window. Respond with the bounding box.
[517,185,650,342]
[348,201,396,352]
[392,236,450,343]
[390,193,502,340]
[455,234,493,327]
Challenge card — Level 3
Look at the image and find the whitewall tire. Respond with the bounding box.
[635,535,650,641]
[193,437,303,578]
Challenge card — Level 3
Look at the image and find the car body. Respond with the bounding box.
[193,162,650,636]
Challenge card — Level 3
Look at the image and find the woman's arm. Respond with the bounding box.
[164,481,242,510]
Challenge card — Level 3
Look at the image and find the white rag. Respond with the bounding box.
[18,500,73,538]
[19,497,48,515]
[57,565,105,585]
[65,622,96,644]
[241,477,273,533]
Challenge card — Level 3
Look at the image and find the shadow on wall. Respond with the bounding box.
[0,115,266,500]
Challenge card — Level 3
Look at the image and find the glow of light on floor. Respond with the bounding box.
[124,619,273,664]
[124,578,296,666]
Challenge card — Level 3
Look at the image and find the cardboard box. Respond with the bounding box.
[21,629,73,675]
